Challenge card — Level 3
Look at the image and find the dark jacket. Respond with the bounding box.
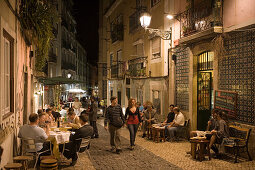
[62,124,93,159]
[70,124,93,152]
[104,104,125,127]
[88,102,97,122]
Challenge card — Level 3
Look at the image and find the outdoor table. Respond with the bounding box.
[152,125,165,143]
[190,137,211,161]
[48,129,71,159]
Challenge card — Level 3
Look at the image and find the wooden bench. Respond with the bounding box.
[223,125,252,163]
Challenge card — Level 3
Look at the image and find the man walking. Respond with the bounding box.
[104,96,125,154]
[88,97,99,138]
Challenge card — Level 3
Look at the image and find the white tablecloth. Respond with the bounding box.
[49,131,70,144]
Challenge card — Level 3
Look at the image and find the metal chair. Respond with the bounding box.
[63,136,91,167]
[21,138,51,169]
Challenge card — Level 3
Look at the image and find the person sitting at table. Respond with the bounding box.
[166,107,185,141]
[207,111,229,156]
[18,113,50,153]
[189,109,218,138]
[46,108,54,124]
[60,105,67,117]
[142,101,157,138]
[38,113,47,128]
[66,111,81,129]
[60,114,93,166]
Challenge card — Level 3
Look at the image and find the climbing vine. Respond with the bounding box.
[19,0,57,71]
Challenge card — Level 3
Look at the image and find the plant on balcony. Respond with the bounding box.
[19,0,57,71]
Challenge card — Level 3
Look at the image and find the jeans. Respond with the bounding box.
[128,124,139,146]
[167,127,181,140]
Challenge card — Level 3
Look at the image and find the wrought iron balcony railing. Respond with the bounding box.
[177,0,222,38]
[48,51,57,63]
[110,62,124,79]
[127,57,147,77]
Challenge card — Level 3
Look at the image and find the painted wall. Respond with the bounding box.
[223,0,255,31]
[0,0,34,167]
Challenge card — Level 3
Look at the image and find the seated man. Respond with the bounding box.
[142,102,157,138]
[66,111,81,129]
[18,113,50,153]
[208,111,229,155]
[166,107,185,141]
[60,114,93,166]
[60,105,67,117]
[190,109,218,138]
[162,104,175,136]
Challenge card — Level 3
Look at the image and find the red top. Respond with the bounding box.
[125,107,140,125]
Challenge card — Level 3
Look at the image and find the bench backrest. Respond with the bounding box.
[229,125,251,144]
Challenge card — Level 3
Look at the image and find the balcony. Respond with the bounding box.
[48,51,57,63]
[177,0,223,44]
[110,62,124,79]
[127,57,147,78]
[61,61,76,71]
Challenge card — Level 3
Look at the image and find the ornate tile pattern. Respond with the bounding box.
[219,30,255,124]
[175,47,189,111]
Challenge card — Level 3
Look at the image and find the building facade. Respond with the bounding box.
[169,0,255,157]
[101,0,169,117]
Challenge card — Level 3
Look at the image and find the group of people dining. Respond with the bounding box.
[18,97,98,167]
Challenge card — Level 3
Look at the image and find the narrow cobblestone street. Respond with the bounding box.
[62,119,255,170]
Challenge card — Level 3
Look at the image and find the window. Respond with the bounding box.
[129,11,140,33]
[3,30,14,118]
[110,53,113,66]
[135,43,144,57]
[117,50,122,62]
[110,15,124,43]
[126,88,130,99]
[151,0,160,7]
[151,37,161,59]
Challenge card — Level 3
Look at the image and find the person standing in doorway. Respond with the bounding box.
[125,98,142,150]
[104,96,125,154]
[88,97,99,138]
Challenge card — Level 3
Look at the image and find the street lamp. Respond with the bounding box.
[140,12,172,40]
[67,73,71,78]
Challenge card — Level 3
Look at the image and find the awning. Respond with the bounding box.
[66,89,86,93]
[38,76,85,85]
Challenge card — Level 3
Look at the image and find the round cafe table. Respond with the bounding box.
[48,128,71,159]
[190,137,211,161]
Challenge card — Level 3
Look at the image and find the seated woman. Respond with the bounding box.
[208,111,229,155]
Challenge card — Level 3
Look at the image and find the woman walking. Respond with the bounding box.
[125,98,142,150]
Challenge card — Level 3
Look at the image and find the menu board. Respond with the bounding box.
[214,90,238,119]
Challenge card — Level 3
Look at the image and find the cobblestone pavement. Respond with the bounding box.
[62,118,255,170]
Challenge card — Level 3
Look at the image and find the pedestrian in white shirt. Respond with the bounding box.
[166,107,185,141]
[73,97,82,116]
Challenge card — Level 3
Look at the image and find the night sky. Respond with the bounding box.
[73,0,99,66]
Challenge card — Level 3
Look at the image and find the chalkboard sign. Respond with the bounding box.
[214,90,238,119]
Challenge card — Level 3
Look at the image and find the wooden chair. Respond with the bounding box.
[4,163,22,170]
[13,156,33,170]
[176,119,190,140]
